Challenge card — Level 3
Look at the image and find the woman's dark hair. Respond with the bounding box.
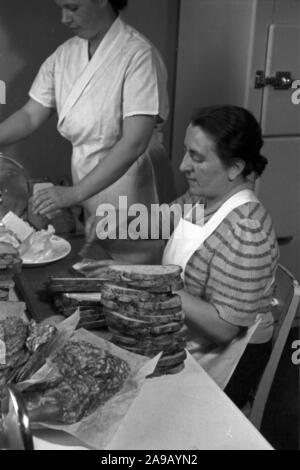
[108,0,128,14]
[191,105,268,178]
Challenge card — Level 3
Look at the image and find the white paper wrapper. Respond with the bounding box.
[18,315,159,450]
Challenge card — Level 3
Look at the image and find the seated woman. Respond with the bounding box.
[162,105,279,407]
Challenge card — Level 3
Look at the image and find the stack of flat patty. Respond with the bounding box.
[101,265,187,376]
[49,278,105,330]
[0,241,22,300]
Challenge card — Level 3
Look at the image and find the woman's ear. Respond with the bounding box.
[227,160,245,181]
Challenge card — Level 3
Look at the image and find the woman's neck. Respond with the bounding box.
[204,180,253,213]
[88,13,117,59]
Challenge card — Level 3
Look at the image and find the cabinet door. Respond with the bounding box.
[245,0,300,280]
[261,24,300,136]
[255,21,300,279]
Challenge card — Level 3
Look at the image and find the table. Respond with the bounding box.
[33,353,273,450]
[13,235,273,450]
[14,234,86,322]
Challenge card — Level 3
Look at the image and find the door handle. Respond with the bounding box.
[255,71,293,90]
[277,236,294,246]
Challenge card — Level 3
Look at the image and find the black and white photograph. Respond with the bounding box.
[0,0,299,452]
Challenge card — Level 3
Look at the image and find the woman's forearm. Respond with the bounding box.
[31,116,156,217]
[0,99,53,147]
[177,289,240,346]
[74,115,155,204]
[74,137,145,203]
[0,109,34,146]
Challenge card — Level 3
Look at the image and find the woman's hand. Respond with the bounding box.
[32,185,79,216]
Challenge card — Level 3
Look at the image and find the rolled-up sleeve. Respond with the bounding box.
[122,47,169,123]
[29,53,56,109]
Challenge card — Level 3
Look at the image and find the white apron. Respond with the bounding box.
[162,189,272,389]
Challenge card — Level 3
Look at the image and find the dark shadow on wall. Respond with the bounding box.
[0,0,72,183]
[123,0,180,161]
[262,327,300,450]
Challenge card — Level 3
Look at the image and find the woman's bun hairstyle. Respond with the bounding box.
[108,0,128,13]
[191,105,268,178]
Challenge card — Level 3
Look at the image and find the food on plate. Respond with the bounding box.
[0,225,20,249]
[1,211,34,243]
[19,225,55,261]
[23,340,130,424]
[1,211,56,262]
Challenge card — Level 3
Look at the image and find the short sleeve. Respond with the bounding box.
[29,53,56,109]
[207,218,277,328]
[122,47,169,123]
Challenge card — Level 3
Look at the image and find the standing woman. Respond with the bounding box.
[0,0,174,262]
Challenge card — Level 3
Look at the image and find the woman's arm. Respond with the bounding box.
[0,98,54,148]
[179,213,278,347]
[177,289,241,346]
[77,115,155,202]
[32,115,156,215]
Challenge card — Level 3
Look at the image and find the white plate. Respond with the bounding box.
[21,235,71,267]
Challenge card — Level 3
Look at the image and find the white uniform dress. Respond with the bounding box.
[29,18,173,262]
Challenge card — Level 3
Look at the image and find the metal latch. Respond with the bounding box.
[255,71,293,90]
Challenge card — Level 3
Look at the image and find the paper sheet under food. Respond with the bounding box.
[18,318,159,450]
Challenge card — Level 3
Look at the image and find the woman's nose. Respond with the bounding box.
[180,152,192,173]
[62,9,72,25]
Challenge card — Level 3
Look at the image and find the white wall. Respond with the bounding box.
[171,0,257,194]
